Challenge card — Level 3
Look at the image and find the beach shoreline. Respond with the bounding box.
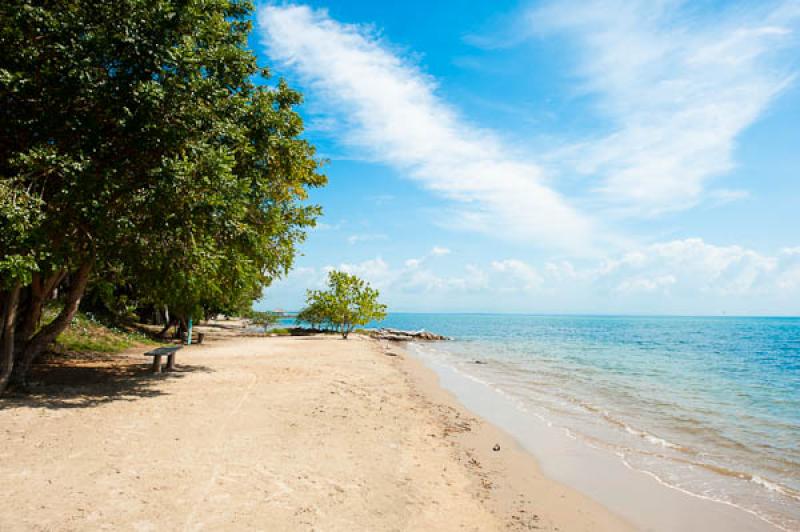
[0,328,630,531]
[388,338,634,531]
[408,341,781,532]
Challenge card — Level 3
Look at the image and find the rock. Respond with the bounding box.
[369,328,449,342]
[474,360,486,364]
[492,444,501,452]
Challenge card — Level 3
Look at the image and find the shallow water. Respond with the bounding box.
[374,314,800,531]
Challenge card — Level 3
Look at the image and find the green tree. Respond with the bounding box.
[0,0,325,392]
[0,184,43,390]
[243,309,280,330]
[299,271,387,339]
[295,299,328,331]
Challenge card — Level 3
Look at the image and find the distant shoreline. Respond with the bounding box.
[267,311,800,321]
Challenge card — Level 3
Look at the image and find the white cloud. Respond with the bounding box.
[491,259,544,291]
[332,257,488,295]
[313,221,342,232]
[527,0,799,215]
[431,246,451,256]
[617,275,677,294]
[404,258,422,269]
[263,239,800,313]
[347,233,388,245]
[336,257,392,282]
[587,238,779,296]
[777,266,800,290]
[333,239,789,299]
[258,5,594,251]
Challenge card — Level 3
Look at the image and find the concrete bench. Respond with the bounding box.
[144,346,183,373]
[181,332,205,345]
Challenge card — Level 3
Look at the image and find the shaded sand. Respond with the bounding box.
[0,330,630,531]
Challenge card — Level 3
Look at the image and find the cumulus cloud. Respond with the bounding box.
[526,0,800,215]
[336,257,393,283]
[333,257,488,295]
[258,4,594,251]
[491,259,544,291]
[431,246,451,256]
[604,239,778,296]
[263,239,800,313]
[616,275,677,294]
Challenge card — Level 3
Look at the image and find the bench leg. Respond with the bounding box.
[166,353,176,371]
[151,354,162,373]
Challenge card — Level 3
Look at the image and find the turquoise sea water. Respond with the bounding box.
[370,314,799,530]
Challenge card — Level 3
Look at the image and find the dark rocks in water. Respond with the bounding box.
[474,360,486,365]
[369,328,450,342]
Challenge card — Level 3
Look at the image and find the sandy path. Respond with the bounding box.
[0,333,629,531]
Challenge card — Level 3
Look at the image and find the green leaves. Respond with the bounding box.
[1,0,325,318]
[298,271,387,338]
[0,182,43,287]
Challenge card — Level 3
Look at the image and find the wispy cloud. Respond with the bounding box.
[523,0,800,215]
[257,4,594,251]
[347,233,388,245]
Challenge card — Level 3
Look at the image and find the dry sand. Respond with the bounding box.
[0,326,631,531]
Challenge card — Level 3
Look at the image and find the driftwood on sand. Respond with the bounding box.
[369,328,449,342]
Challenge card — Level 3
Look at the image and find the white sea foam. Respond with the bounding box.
[623,425,682,450]
[752,476,785,493]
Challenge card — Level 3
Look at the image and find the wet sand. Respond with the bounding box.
[0,330,629,531]
[418,353,779,532]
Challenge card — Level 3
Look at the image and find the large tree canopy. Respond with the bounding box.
[0,0,325,392]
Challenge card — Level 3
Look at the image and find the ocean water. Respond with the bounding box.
[374,314,800,531]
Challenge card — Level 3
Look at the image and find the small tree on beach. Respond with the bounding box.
[299,271,386,339]
[295,300,328,331]
[244,309,280,331]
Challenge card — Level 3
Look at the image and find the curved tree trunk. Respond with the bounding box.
[11,262,92,388]
[157,317,178,338]
[15,269,67,354]
[176,317,187,341]
[0,284,21,395]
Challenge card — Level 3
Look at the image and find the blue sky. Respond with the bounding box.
[253,0,800,315]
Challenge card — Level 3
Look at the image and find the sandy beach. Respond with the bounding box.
[0,326,630,531]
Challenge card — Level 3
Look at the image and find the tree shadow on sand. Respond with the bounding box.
[0,355,213,411]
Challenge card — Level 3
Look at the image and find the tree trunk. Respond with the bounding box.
[11,262,92,387]
[157,317,177,338]
[176,316,189,342]
[14,269,65,356]
[0,284,21,395]
[16,288,43,354]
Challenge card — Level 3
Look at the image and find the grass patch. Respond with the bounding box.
[51,311,159,355]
